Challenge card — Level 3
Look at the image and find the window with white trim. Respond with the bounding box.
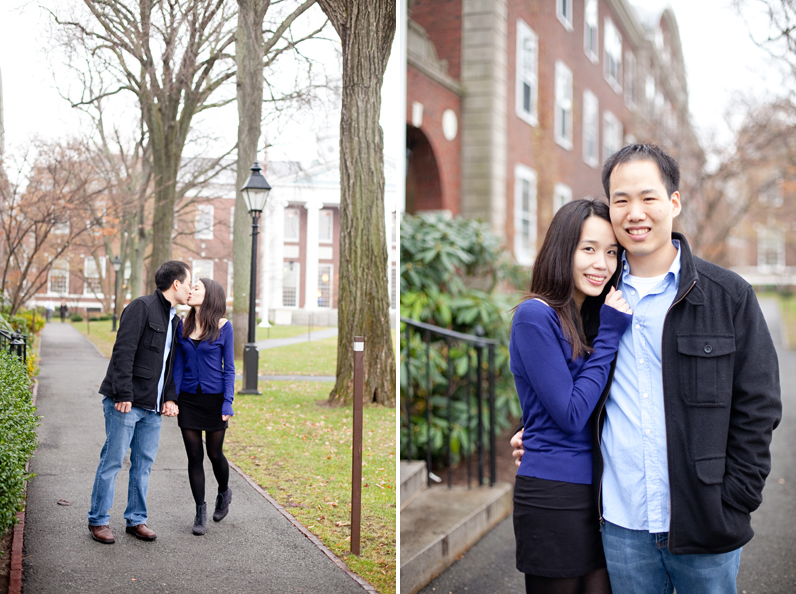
[195,204,214,239]
[192,259,214,281]
[317,264,333,308]
[554,61,573,150]
[227,261,234,298]
[282,262,299,307]
[84,256,105,296]
[584,0,598,62]
[760,176,784,207]
[602,111,623,162]
[553,183,573,214]
[53,218,70,234]
[557,0,573,31]
[624,51,636,109]
[48,259,69,294]
[582,90,599,168]
[319,209,333,243]
[516,19,539,126]
[758,226,785,270]
[514,164,537,266]
[645,74,656,118]
[284,208,300,242]
[229,206,235,240]
[603,17,622,93]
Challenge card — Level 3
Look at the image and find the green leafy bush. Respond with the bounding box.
[400,213,524,467]
[69,313,84,322]
[0,349,39,536]
[12,310,45,334]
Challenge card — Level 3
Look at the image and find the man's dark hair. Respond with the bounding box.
[601,143,680,199]
[154,261,190,291]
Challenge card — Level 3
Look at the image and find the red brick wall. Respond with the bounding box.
[409,0,463,80]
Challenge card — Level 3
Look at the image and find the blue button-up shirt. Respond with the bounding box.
[601,242,680,532]
[154,307,177,412]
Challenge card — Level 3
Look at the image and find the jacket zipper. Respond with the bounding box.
[662,279,697,552]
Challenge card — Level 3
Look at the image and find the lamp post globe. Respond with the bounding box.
[240,161,272,395]
[111,255,122,332]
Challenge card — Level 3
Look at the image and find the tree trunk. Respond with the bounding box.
[317,0,396,406]
[145,135,181,293]
[232,0,268,357]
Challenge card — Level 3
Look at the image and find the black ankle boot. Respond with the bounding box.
[192,502,207,535]
[213,487,232,522]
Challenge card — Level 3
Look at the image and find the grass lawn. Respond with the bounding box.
[235,336,339,377]
[227,380,396,594]
[256,325,328,341]
[69,319,116,357]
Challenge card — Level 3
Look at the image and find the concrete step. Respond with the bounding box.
[399,482,514,594]
[400,460,428,509]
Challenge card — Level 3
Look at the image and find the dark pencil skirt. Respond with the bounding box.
[177,385,228,432]
[513,475,606,578]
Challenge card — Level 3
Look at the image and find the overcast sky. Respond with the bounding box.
[0,1,784,163]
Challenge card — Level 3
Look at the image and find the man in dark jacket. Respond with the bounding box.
[512,144,781,592]
[88,261,191,544]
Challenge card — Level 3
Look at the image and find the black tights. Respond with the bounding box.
[181,428,229,506]
[525,568,612,594]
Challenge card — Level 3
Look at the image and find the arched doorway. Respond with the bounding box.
[406,125,443,213]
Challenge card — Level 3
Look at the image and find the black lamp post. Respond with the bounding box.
[239,161,272,395]
[111,255,122,332]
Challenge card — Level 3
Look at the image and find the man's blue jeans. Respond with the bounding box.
[601,521,742,594]
[88,397,161,527]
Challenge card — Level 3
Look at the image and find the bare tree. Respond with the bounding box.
[315,0,395,406]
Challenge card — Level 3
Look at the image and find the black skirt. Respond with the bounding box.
[177,385,228,432]
[513,475,606,578]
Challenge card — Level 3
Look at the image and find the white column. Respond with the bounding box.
[258,196,283,327]
[303,200,322,310]
[269,198,287,312]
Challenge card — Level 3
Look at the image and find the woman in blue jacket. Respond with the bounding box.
[173,277,235,535]
[511,199,631,594]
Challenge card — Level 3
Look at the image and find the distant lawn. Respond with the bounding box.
[256,325,328,341]
[227,380,396,594]
[69,319,116,357]
[235,336,339,377]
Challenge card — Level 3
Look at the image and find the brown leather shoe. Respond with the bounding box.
[88,524,115,544]
[125,524,157,541]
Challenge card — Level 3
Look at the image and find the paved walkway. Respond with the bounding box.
[420,297,796,593]
[23,322,367,593]
[256,327,338,350]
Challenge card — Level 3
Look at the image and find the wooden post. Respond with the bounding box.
[351,335,364,555]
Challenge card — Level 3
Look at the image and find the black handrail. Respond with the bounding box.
[401,316,498,488]
[0,329,27,364]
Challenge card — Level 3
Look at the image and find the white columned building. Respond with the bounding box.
[303,199,322,311]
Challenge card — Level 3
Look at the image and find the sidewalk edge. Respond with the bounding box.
[227,459,379,593]
[9,378,38,594]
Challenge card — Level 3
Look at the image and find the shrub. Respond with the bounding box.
[14,310,45,334]
[69,313,84,322]
[0,350,39,536]
[400,213,524,466]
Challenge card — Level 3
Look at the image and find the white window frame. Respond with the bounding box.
[584,0,598,63]
[317,263,333,309]
[582,89,599,168]
[192,259,214,281]
[194,204,214,240]
[284,208,300,242]
[553,183,573,214]
[758,226,785,272]
[603,17,623,93]
[319,208,334,243]
[229,206,235,240]
[557,0,573,31]
[53,219,70,235]
[602,111,623,162]
[515,19,539,126]
[645,74,656,118]
[624,51,636,110]
[83,256,105,297]
[48,260,69,295]
[282,261,300,308]
[514,164,538,266]
[226,261,234,298]
[554,61,574,150]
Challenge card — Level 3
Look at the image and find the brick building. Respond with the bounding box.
[406,0,703,264]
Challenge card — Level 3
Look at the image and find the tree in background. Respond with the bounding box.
[316,0,395,406]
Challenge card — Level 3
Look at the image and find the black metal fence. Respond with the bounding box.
[401,317,498,488]
[0,329,27,364]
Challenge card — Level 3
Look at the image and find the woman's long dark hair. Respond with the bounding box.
[182,278,227,343]
[518,198,613,359]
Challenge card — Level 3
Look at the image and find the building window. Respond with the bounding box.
[557,0,573,31]
[229,206,235,240]
[516,19,539,126]
[604,17,622,93]
[625,51,636,109]
[84,256,105,296]
[514,164,537,266]
[645,74,656,118]
[390,261,397,309]
[758,226,785,270]
[192,259,214,282]
[282,262,299,307]
[317,264,333,308]
[553,184,573,213]
[319,209,333,243]
[584,0,598,62]
[760,177,784,207]
[602,111,623,162]
[226,261,233,298]
[48,260,69,295]
[53,218,70,235]
[582,89,599,168]
[195,204,214,239]
[284,208,300,242]
[554,61,573,150]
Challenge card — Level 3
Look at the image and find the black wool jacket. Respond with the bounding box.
[99,290,179,411]
[584,233,782,555]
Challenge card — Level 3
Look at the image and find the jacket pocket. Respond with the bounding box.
[146,320,166,351]
[132,365,153,379]
[676,334,735,407]
[695,456,726,485]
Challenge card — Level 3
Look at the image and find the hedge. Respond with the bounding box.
[0,349,39,536]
